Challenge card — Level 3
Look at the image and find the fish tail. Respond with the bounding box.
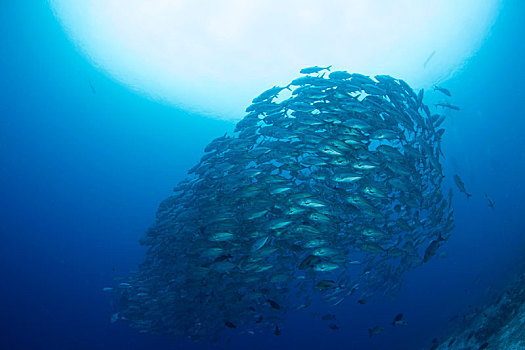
[467,193,472,199]
[368,329,373,338]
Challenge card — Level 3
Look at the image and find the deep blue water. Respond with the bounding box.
[1,2,524,349]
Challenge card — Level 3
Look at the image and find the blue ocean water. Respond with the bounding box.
[1,2,524,349]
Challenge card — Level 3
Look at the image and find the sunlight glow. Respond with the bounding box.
[50,0,501,120]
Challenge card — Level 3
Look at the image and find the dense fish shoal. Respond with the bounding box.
[114,68,454,342]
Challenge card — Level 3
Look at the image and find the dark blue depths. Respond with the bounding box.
[0,1,524,349]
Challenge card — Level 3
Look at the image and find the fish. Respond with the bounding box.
[328,323,339,330]
[250,236,269,252]
[213,254,233,263]
[88,80,96,94]
[274,325,281,336]
[368,325,384,338]
[485,194,495,209]
[300,65,332,74]
[424,50,436,68]
[417,89,424,109]
[224,320,237,329]
[448,337,456,347]
[423,234,446,263]
[433,85,451,96]
[313,262,340,272]
[329,70,352,80]
[435,103,460,110]
[391,313,407,326]
[267,299,281,310]
[252,86,287,103]
[454,174,472,199]
[315,280,339,292]
[321,314,336,321]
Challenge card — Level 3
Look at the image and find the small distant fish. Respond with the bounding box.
[454,174,472,199]
[478,342,489,350]
[391,313,407,326]
[300,65,332,74]
[102,287,113,292]
[213,254,233,263]
[274,325,281,336]
[88,80,96,94]
[368,326,384,338]
[448,188,453,210]
[321,314,336,321]
[357,299,367,305]
[328,323,339,330]
[267,299,281,310]
[435,103,460,111]
[433,85,451,97]
[424,51,436,68]
[485,194,495,209]
[224,320,237,328]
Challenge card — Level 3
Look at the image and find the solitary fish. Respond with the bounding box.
[322,314,337,321]
[435,103,460,111]
[328,323,339,330]
[454,174,472,199]
[433,85,451,96]
[368,325,384,338]
[224,320,237,329]
[485,194,495,209]
[391,313,407,326]
[424,51,436,68]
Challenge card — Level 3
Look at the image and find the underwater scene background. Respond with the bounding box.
[1,1,525,349]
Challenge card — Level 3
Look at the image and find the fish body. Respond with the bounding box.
[368,326,384,338]
[267,299,281,310]
[313,262,340,272]
[454,174,472,198]
[424,51,436,67]
[433,85,451,96]
[435,103,460,110]
[423,235,446,263]
[250,236,269,252]
[485,194,495,209]
[300,65,332,74]
[322,314,336,321]
[391,313,407,326]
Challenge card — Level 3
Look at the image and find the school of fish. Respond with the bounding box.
[114,67,455,342]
